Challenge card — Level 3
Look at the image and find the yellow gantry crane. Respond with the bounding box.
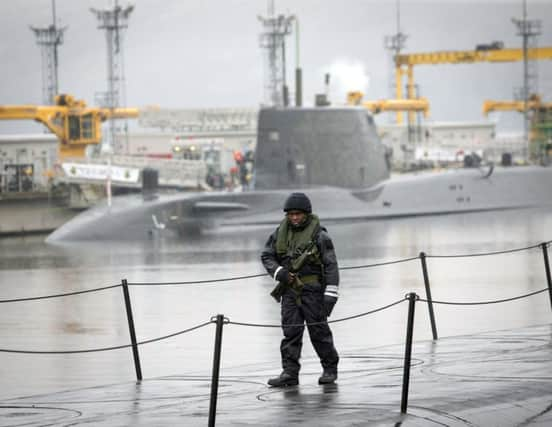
[346,91,430,117]
[482,95,552,115]
[0,94,139,159]
[394,46,552,124]
[483,95,552,159]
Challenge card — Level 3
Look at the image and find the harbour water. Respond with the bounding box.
[1,207,551,401]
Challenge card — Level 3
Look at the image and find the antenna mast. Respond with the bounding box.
[258,0,295,107]
[384,0,407,124]
[512,0,541,155]
[30,0,67,105]
[90,1,134,153]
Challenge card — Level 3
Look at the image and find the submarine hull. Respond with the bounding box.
[46,107,552,242]
[46,165,552,242]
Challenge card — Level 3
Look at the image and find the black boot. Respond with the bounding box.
[267,372,299,387]
[318,370,337,385]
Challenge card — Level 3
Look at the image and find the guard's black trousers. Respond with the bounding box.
[280,282,339,377]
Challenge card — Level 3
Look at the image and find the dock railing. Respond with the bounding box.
[1,240,551,425]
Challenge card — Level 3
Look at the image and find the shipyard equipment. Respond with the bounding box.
[90,3,134,153]
[393,46,552,124]
[258,0,296,107]
[483,95,552,161]
[30,0,66,106]
[0,94,139,159]
[482,96,552,115]
[347,91,429,117]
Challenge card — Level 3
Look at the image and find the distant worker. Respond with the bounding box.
[233,150,250,189]
[261,192,340,387]
[228,165,239,189]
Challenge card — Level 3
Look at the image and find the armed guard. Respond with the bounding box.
[261,192,340,387]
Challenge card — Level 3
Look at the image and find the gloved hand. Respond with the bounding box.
[275,268,295,284]
[323,295,337,317]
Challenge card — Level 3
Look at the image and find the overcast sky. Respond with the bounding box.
[1,0,551,134]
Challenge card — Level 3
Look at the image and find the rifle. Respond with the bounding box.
[270,240,317,303]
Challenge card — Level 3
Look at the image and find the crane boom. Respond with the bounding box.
[362,98,430,116]
[0,94,139,159]
[347,91,430,116]
[483,96,552,115]
[396,47,552,66]
[393,46,552,125]
[482,96,552,161]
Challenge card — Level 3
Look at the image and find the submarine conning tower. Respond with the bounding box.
[254,107,390,190]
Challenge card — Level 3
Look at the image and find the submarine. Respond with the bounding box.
[46,107,552,242]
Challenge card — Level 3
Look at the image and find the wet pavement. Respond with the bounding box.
[1,323,551,426]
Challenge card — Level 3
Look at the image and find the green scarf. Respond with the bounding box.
[276,214,320,258]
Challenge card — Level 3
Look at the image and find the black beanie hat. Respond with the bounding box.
[283,192,312,213]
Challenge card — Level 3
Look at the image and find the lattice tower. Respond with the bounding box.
[512,0,542,148]
[258,0,294,107]
[384,0,408,125]
[90,1,134,153]
[30,0,66,105]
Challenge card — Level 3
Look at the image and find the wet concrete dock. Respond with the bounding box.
[1,324,551,426]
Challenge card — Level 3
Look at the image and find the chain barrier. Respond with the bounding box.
[0,284,121,304]
[418,287,548,306]
[0,321,212,355]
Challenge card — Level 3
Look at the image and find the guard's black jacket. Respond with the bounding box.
[261,223,340,377]
[260,227,340,298]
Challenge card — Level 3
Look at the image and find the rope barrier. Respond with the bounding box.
[340,257,419,270]
[1,240,549,301]
[126,273,266,286]
[425,241,549,259]
[124,259,418,287]
[328,298,407,324]
[0,284,121,304]
[418,288,549,306]
[113,241,552,286]
[128,258,419,287]
[227,298,407,328]
[0,321,212,354]
[0,283,548,354]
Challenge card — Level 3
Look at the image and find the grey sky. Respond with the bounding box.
[1,0,551,134]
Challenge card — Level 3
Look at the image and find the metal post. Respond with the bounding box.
[419,252,438,340]
[401,292,417,413]
[294,17,302,107]
[121,278,142,381]
[208,314,225,427]
[295,67,302,107]
[282,38,288,107]
[541,243,552,311]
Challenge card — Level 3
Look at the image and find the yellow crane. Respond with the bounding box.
[346,91,430,116]
[483,95,552,160]
[482,95,552,115]
[394,46,552,124]
[0,94,139,159]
